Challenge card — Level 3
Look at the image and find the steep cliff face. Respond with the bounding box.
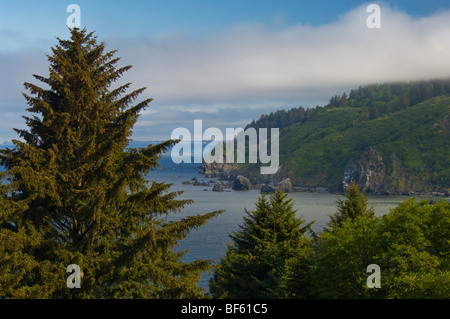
[343,148,386,193]
[342,148,448,196]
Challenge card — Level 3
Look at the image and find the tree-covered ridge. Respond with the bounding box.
[245,106,316,132]
[331,79,450,115]
[246,79,450,131]
[240,79,450,195]
[0,28,222,298]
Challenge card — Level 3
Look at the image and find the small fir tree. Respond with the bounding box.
[209,190,313,298]
[328,181,375,229]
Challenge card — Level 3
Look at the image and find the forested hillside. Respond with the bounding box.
[223,79,450,195]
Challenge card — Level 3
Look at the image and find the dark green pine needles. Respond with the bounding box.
[209,190,313,298]
[0,28,222,298]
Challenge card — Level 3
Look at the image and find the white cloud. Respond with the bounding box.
[2,2,450,141]
[109,2,450,111]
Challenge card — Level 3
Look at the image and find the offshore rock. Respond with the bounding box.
[212,182,225,192]
[279,178,293,193]
[260,184,276,194]
[232,175,252,191]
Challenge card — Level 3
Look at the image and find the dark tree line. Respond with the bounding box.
[247,79,450,131]
[329,79,450,117]
[245,106,317,131]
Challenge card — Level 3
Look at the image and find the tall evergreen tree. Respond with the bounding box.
[209,190,313,298]
[0,28,222,298]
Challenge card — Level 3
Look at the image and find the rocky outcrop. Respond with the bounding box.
[232,175,252,191]
[341,148,447,196]
[212,182,225,192]
[279,178,293,193]
[260,178,293,194]
[190,177,209,186]
[199,156,240,180]
[343,148,386,193]
[260,184,276,194]
[199,146,448,196]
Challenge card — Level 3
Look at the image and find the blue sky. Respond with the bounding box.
[1,0,450,142]
[1,1,448,49]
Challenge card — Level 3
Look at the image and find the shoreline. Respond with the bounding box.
[195,169,450,199]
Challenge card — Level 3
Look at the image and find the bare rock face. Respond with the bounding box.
[341,148,447,196]
[232,175,252,191]
[343,148,386,193]
[212,182,225,192]
[200,156,240,180]
[260,184,276,194]
[260,178,293,194]
[279,178,293,193]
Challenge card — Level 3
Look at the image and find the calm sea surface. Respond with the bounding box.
[148,155,448,290]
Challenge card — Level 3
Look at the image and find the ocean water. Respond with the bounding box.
[148,154,442,290]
